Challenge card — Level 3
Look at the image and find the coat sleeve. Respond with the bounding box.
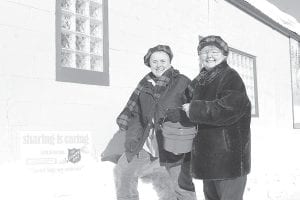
[169,75,194,126]
[189,72,251,126]
[177,76,195,127]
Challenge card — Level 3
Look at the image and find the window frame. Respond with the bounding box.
[55,0,109,86]
[290,38,300,129]
[227,47,259,117]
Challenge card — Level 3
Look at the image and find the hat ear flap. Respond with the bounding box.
[144,49,153,67]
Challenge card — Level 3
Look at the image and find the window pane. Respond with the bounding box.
[61,50,75,68]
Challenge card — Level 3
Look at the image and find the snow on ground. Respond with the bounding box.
[0,159,205,200]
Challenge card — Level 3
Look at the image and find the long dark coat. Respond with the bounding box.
[188,61,251,180]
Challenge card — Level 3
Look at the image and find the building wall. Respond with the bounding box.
[0,0,299,199]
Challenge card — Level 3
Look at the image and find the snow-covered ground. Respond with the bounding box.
[2,147,300,200]
[0,159,206,200]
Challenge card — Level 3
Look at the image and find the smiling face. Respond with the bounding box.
[199,45,226,70]
[149,51,171,77]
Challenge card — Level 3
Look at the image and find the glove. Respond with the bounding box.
[165,108,181,123]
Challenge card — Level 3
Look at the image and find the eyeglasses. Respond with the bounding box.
[199,50,222,56]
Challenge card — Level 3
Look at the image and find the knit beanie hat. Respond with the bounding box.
[144,45,173,67]
[197,35,229,56]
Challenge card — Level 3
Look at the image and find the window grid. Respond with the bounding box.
[60,0,103,71]
[227,48,259,117]
[56,0,109,86]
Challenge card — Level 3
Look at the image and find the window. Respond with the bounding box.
[56,0,109,85]
[290,38,300,128]
[227,48,259,117]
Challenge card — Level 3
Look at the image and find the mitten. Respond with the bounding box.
[165,108,181,123]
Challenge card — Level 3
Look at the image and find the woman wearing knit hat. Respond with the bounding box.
[110,44,197,200]
[166,35,251,200]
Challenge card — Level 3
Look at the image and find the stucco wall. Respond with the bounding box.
[0,0,299,199]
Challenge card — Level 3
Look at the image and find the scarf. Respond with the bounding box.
[117,67,178,130]
[187,61,228,97]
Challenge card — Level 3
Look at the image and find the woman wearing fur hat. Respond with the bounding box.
[167,36,251,200]
[113,45,197,200]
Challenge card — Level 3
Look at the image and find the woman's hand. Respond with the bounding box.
[182,103,190,118]
[165,108,181,123]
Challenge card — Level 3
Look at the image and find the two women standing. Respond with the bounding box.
[103,35,251,200]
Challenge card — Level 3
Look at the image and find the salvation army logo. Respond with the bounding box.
[67,148,81,163]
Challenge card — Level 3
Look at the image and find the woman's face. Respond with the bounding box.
[199,45,226,70]
[149,51,171,77]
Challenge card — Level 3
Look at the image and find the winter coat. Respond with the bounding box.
[188,61,251,180]
[125,69,191,164]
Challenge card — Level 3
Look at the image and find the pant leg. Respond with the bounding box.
[137,150,161,178]
[167,164,197,200]
[178,159,195,192]
[114,151,151,200]
[203,180,219,200]
[215,176,247,200]
[139,154,177,200]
